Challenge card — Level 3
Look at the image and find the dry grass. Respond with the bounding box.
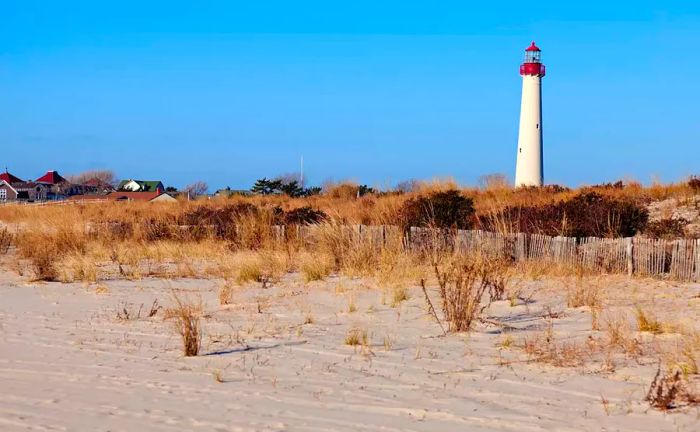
[521,322,588,368]
[635,306,664,334]
[13,223,88,281]
[58,254,99,283]
[344,327,368,346]
[297,251,334,282]
[0,227,12,254]
[389,286,409,307]
[218,280,235,305]
[346,294,358,313]
[566,277,603,309]
[234,251,288,288]
[602,313,644,359]
[166,292,203,357]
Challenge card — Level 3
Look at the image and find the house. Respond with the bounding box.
[0,180,16,202]
[214,187,252,198]
[83,177,115,195]
[36,170,67,185]
[14,182,49,201]
[106,191,176,202]
[116,180,164,193]
[35,170,86,199]
[0,180,48,202]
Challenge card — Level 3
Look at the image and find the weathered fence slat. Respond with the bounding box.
[286,224,699,282]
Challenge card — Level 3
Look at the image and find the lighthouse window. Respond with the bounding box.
[536,123,539,129]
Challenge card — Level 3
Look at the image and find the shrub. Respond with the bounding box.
[141,218,176,241]
[646,365,700,410]
[166,293,202,357]
[430,254,499,332]
[399,190,475,230]
[688,176,700,192]
[564,192,648,238]
[481,192,648,237]
[179,203,260,240]
[16,227,87,281]
[283,207,327,225]
[643,218,688,239]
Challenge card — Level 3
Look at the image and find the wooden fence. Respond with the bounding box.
[277,224,700,282]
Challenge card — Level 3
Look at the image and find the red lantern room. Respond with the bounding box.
[520,42,546,77]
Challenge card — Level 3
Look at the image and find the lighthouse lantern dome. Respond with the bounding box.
[520,41,545,77]
[524,42,541,63]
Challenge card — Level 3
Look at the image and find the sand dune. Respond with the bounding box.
[1,272,699,431]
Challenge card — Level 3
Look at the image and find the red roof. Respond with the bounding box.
[36,170,67,184]
[0,171,23,183]
[525,41,541,52]
[106,191,163,201]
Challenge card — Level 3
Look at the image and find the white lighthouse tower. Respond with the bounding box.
[515,42,546,187]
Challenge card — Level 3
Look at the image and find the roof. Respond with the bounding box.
[36,170,67,184]
[11,181,46,190]
[106,191,169,202]
[525,41,541,52]
[214,188,251,197]
[0,171,23,183]
[117,179,163,192]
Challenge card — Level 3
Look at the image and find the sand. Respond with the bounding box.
[1,271,699,431]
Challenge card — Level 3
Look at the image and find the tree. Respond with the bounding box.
[280,180,304,197]
[358,184,376,197]
[251,178,278,195]
[302,186,322,197]
[396,179,419,194]
[165,186,178,193]
[274,172,302,186]
[67,169,116,185]
[252,177,305,196]
[478,173,509,190]
[184,181,208,199]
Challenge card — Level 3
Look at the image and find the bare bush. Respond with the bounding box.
[184,181,209,199]
[430,253,502,332]
[646,364,700,410]
[166,293,202,356]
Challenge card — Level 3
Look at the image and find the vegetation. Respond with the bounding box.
[0,176,698,282]
[399,190,475,230]
[166,292,202,357]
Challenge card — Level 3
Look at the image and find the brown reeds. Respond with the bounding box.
[166,292,202,357]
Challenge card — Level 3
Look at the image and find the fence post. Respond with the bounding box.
[625,237,633,277]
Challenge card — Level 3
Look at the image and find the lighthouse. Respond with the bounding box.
[515,42,546,187]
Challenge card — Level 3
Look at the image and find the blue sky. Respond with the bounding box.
[1,1,699,190]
